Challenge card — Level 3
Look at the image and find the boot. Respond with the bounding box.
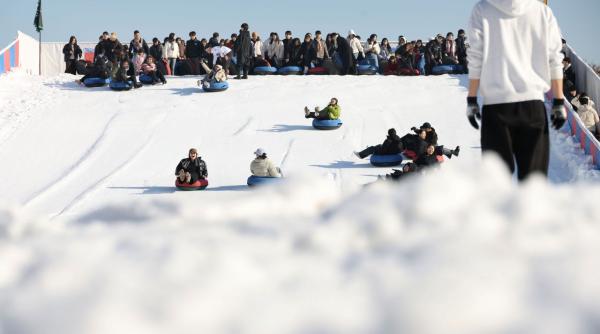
[353,151,363,159]
[304,106,310,118]
[234,75,241,80]
[242,74,248,79]
[453,146,460,157]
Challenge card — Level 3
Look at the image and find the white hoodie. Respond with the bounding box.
[467,0,564,105]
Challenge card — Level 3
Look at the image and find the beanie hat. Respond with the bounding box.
[579,95,589,105]
[388,128,396,136]
[421,122,432,129]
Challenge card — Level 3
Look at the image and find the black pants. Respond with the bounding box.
[65,60,77,75]
[481,100,549,180]
[305,111,330,120]
[358,145,382,158]
[237,62,250,76]
[147,70,166,83]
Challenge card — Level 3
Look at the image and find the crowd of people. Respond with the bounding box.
[561,41,600,139]
[63,23,470,82]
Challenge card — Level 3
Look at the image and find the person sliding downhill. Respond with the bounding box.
[304,97,341,120]
[175,148,208,184]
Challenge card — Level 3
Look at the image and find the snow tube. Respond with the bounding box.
[203,81,229,92]
[312,119,343,130]
[370,154,405,167]
[357,64,378,75]
[254,66,278,75]
[139,74,154,85]
[308,67,328,75]
[175,179,209,191]
[402,150,445,163]
[278,66,303,75]
[247,175,283,187]
[109,81,133,91]
[398,68,420,76]
[431,64,465,75]
[83,77,110,87]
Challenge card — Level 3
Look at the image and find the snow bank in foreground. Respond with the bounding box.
[2,157,600,334]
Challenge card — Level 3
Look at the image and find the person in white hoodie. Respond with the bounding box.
[466,0,566,181]
[574,95,600,137]
[250,148,281,178]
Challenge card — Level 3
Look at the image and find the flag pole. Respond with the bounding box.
[39,30,41,75]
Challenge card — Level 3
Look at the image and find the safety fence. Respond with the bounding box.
[565,45,600,169]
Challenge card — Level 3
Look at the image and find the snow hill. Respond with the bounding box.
[1,71,600,334]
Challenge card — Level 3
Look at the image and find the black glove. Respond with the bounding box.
[466,96,481,130]
[551,98,566,130]
[411,126,418,132]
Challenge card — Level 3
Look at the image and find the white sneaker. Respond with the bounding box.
[353,151,362,159]
[304,106,309,116]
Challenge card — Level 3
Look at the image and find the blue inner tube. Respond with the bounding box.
[278,66,303,75]
[254,66,278,75]
[370,154,405,167]
[83,77,110,87]
[109,81,133,91]
[139,74,154,84]
[247,175,283,187]
[431,64,465,75]
[357,64,378,75]
[312,119,343,130]
[203,81,229,92]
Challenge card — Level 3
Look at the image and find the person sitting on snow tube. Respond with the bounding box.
[112,60,142,89]
[415,144,442,169]
[385,162,418,181]
[250,148,281,177]
[76,56,110,85]
[304,97,341,120]
[140,55,167,85]
[197,61,227,89]
[175,148,208,184]
[410,122,460,158]
[354,128,402,159]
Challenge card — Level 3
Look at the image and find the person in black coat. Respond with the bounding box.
[128,30,149,59]
[415,144,440,168]
[76,56,110,84]
[175,148,208,184]
[354,128,403,158]
[234,23,254,79]
[456,29,468,69]
[334,33,353,75]
[209,32,220,48]
[288,38,303,67]
[63,36,83,75]
[112,61,141,88]
[411,122,460,158]
[149,38,167,75]
[385,162,418,181]
[185,31,203,75]
[400,129,429,156]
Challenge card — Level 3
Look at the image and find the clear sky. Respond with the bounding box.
[1,0,599,64]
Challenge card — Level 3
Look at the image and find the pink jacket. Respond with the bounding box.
[132,54,146,74]
[142,62,156,74]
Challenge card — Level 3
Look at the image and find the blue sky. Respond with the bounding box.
[1,0,599,64]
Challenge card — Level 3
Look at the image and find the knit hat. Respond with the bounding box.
[420,122,432,129]
[254,148,266,156]
[388,128,396,136]
[579,95,589,105]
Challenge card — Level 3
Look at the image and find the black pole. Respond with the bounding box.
[39,31,42,75]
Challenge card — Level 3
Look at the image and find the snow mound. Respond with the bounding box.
[2,156,600,334]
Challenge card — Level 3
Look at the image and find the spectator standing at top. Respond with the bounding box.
[186,31,203,75]
[466,0,566,180]
[234,23,253,79]
[129,30,149,59]
[163,33,179,75]
[62,36,82,75]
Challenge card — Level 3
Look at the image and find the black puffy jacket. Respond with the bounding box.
[175,157,208,178]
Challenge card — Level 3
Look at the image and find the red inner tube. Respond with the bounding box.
[175,179,209,188]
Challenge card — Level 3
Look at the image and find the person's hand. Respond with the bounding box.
[551,98,566,130]
[466,96,481,130]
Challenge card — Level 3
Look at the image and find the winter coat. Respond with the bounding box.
[264,40,284,62]
[300,40,315,67]
[379,134,403,154]
[456,36,468,58]
[210,46,232,65]
[132,54,146,74]
[320,104,341,120]
[335,36,353,73]
[104,39,122,62]
[576,104,600,132]
[175,157,208,179]
[415,153,439,167]
[129,38,149,59]
[288,44,303,67]
[185,39,203,58]
[209,37,220,48]
[379,46,391,60]
[112,66,130,82]
[401,134,428,156]
[365,42,380,56]
[149,44,163,60]
[163,40,179,59]
[62,43,82,62]
[413,127,439,145]
[564,64,576,87]
[250,157,281,177]
[141,62,156,74]
[253,40,264,57]
[348,37,364,55]
[235,30,254,65]
[312,39,329,59]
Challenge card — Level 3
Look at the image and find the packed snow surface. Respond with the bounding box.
[1,72,600,334]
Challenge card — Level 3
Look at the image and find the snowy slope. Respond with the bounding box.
[1,71,600,334]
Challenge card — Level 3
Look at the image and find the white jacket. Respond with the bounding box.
[348,37,364,55]
[163,41,179,59]
[264,40,284,60]
[467,0,564,105]
[253,40,263,57]
[576,104,600,132]
[250,158,281,177]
